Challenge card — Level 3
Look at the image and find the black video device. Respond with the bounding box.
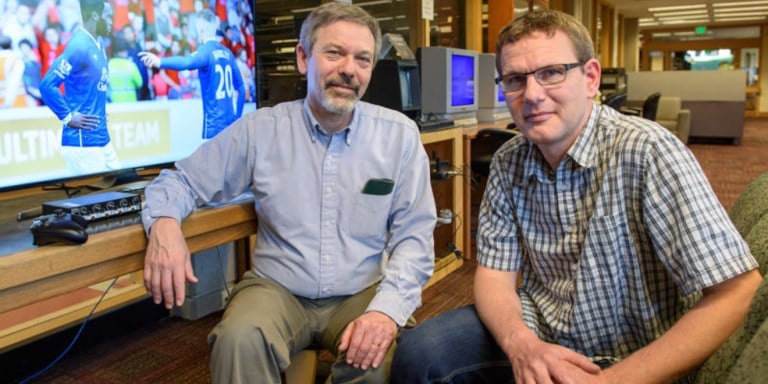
[42,191,142,222]
[30,212,89,246]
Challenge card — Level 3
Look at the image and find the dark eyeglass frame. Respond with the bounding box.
[495,62,584,93]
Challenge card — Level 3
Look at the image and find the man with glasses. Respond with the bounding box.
[392,9,761,384]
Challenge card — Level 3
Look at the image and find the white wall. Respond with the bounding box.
[626,70,746,102]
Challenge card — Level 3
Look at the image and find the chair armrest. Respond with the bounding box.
[620,106,642,116]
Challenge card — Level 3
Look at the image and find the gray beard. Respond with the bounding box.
[320,90,357,115]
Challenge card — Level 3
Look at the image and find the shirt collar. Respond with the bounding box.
[521,143,549,185]
[78,26,101,49]
[302,99,357,146]
[566,101,601,169]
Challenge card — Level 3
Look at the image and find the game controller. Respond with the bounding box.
[30,212,89,246]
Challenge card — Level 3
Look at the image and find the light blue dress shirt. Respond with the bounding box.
[142,99,437,326]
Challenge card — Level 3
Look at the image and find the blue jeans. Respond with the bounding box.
[392,305,514,384]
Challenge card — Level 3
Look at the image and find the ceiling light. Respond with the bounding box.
[649,5,705,12]
[713,1,768,7]
[354,0,392,6]
[715,7,768,13]
[657,15,712,21]
[715,4,768,13]
[654,10,709,17]
[660,19,711,25]
[715,16,768,22]
[714,11,768,17]
[290,7,316,13]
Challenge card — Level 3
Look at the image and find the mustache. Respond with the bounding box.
[324,75,360,95]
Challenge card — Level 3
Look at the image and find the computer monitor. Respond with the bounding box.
[362,59,421,120]
[477,53,511,123]
[0,0,257,193]
[419,46,480,127]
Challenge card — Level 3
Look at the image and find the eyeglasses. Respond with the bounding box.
[495,62,584,93]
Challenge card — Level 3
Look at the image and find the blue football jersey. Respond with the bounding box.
[40,28,110,147]
[160,40,245,139]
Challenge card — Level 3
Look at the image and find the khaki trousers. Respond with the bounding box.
[208,272,394,384]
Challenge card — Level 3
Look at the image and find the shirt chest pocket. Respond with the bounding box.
[343,193,392,241]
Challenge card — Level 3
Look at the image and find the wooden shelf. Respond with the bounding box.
[425,255,464,289]
[0,275,146,351]
[421,127,467,288]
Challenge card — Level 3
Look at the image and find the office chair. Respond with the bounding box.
[655,96,691,144]
[602,90,627,111]
[622,92,662,121]
[471,124,522,177]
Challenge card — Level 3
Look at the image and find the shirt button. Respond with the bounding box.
[322,287,330,293]
[325,187,333,193]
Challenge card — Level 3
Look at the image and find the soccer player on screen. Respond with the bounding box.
[139,8,245,139]
[40,0,120,174]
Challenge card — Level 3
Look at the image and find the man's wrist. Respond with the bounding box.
[61,113,72,126]
[366,310,397,325]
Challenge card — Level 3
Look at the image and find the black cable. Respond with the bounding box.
[450,213,464,259]
[41,183,83,198]
[17,276,119,384]
[452,212,463,241]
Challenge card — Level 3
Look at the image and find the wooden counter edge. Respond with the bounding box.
[0,201,258,314]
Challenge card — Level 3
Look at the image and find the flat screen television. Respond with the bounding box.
[0,0,257,193]
[476,53,511,123]
[361,58,421,120]
[419,46,479,127]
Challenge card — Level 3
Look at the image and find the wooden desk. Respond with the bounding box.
[0,128,467,351]
[0,201,258,351]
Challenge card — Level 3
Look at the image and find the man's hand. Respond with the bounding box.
[143,217,198,309]
[138,51,161,68]
[338,311,397,370]
[507,331,601,384]
[67,112,100,129]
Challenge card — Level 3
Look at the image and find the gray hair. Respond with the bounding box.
[495,9,595,73]
[299,2,382,64]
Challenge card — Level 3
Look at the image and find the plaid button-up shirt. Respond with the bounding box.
[477,103,757,369]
